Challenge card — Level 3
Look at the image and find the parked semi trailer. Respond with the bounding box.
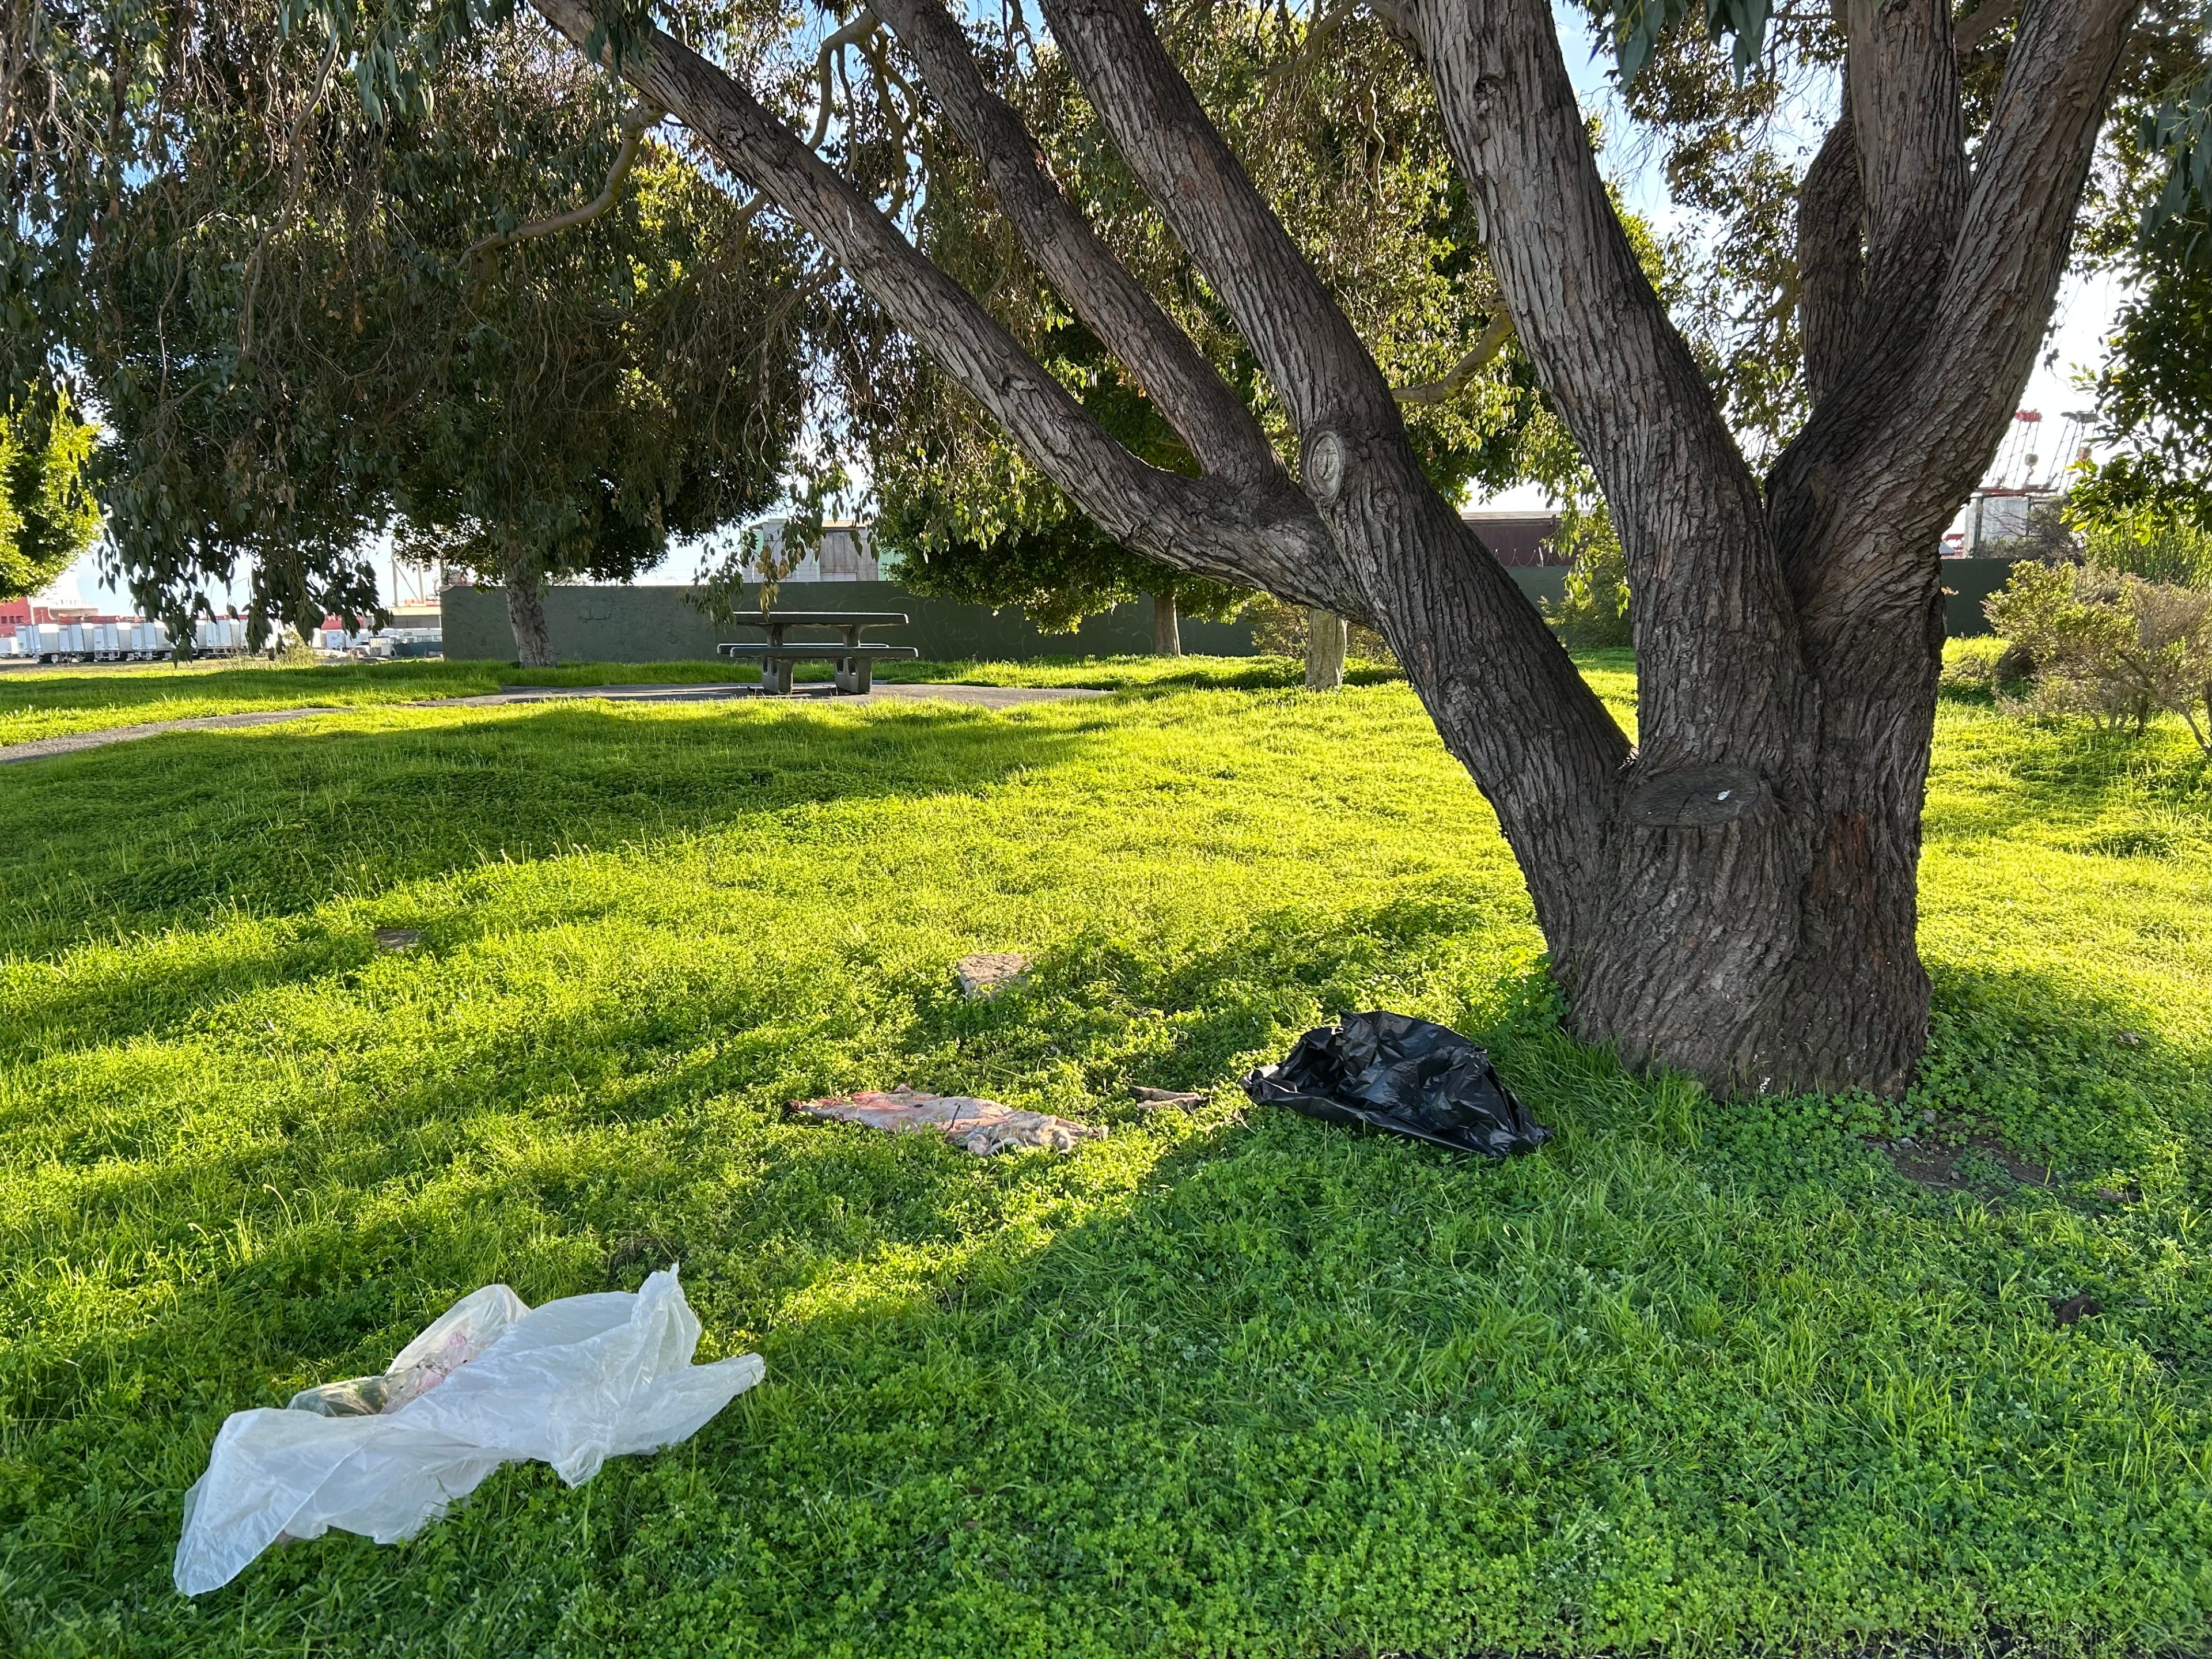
[0,617,257,662]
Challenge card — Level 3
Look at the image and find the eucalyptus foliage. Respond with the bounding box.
[4,1,808,641]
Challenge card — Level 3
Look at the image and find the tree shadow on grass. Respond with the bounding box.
[0,698,1104,974]
[1925,707,2212,845]
[887,888,1541,1115]
[0,887,1548,1433]
[1914,957,2212,1185]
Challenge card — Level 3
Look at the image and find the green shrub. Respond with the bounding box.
[1938,634,2013,693]
[1983,559,2212,756]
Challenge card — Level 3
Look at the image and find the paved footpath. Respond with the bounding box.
[0,681,1103,766]
[0,706,349,766]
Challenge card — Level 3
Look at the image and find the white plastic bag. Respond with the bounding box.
[174,1267,763,1595]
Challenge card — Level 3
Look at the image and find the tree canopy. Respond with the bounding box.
[5,3,810,648]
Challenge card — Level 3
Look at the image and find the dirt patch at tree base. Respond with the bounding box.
[1877,1134,2052,1192]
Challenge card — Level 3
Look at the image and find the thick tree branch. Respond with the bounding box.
[1952,0,2023,55]
[1847,0,1967,334]
[1035,0,1402,440]
[527,0,1355,614]
[1793,0,2022,418]
[1768,0,2133,659]
[1419,0,1806,773]
[869,0,1287,490]
[1909,0,2137,499]
[1796,107,1862,407]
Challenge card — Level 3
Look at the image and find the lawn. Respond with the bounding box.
[1,652,2208,1657]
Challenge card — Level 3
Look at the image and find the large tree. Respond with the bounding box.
[12,0,2186,1095]
[524,0,2153,1096]
[2068,217,2212,537]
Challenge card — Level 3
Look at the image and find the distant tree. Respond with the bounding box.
[0,386,101,603]
[2069,223,2212,552]
[1541,501,1634,649]
[380,28,811,662]
[7,8,809,659]
[1982,499,2081,563]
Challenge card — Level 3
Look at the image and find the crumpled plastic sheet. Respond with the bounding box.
[1243,1010,1550,1157]
[174,1267,762,1595]
[791,1085,1103,1154]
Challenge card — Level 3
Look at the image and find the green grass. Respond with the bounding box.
[0,653,1396,747]
[1,649,2209,1656]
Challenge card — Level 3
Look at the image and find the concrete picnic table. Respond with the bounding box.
[715,611,921,695]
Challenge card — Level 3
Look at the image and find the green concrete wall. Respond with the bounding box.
[1942,557,2023,637]
[438,561,2015,662]
[440,581,1255,663]
[440,574,1583,664]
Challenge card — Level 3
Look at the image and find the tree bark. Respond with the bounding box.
[528,0,2137,1098]
[1152,590,1181,655]
[1796,109,1863,408]
[506,560,556,668]
[1304,608,1347,691]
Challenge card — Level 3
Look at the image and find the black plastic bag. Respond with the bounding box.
[1242,1010,1550,1157]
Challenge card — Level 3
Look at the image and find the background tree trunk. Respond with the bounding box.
[506,561,557,668]
[1152,590,1181,656]
[1304,607,1347,691]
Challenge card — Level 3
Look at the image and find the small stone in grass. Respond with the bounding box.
[2050,1293,2102,1327]
[374,927,422,952]
[956,952,1031,999]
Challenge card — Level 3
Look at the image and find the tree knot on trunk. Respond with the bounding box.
[1622,765,1764,830]
[1301,424,1367,506]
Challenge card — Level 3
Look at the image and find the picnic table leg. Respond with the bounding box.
[834,626,867,694]
[761,623,790,694]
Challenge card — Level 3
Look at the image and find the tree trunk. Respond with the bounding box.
[506,562,557,668]
[1152,590,1181,655]
[1304,607,1347,691]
